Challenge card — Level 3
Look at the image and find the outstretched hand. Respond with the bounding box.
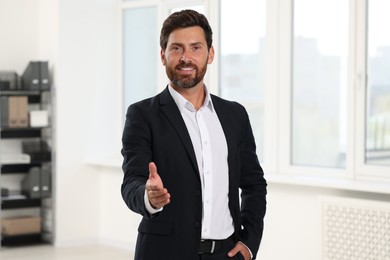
[145,162,171,209]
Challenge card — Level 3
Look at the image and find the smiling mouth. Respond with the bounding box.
[176,66,196,74]
[177,66,196,70]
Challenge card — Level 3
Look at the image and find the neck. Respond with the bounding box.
[171,82,205,110]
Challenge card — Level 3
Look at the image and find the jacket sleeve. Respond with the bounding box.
[238,105,267,259]
[121,103,154,218]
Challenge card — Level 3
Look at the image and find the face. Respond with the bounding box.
[161,26,214,89]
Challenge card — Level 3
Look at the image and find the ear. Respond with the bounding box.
[207,46,215,64]
[160,49,167,66]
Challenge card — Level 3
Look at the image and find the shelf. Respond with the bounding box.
[1,233,45,247]
[0,91,43,103]
[1,62,54,249]
[0,90,43,95]
[1,163,42,174]
[0,128,44,138]
[1,198,41,209]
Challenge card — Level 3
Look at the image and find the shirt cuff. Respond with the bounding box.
[144,189,163,214]
[238,241,253,260]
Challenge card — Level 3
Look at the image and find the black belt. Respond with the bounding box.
[198,236,233,254]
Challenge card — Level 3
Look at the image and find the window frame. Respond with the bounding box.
[355,0,390,178]
[274,0,390,183]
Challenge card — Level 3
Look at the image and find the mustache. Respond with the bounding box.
[175,61,198,70]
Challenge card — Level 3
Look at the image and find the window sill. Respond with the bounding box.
[266,173,390,195]
[84,156,122,168]
[83,157,390,195]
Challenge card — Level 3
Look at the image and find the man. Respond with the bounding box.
[121,9,267,260]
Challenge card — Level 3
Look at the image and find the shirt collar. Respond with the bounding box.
[168,84,214,113]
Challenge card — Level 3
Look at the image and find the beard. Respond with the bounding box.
[166,60,208,89]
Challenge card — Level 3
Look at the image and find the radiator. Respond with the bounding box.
[322,196,390,260]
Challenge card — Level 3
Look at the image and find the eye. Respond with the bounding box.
[171,45,183,53]
[192,45,201,51]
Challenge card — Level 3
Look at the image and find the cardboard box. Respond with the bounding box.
[7,96,19,127]
[18,96,29,127]
[29,110,49,127]
[1,216,41,236]
[7,96,28,127]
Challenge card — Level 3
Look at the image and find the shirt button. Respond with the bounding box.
[194,190,201,196]
[194,222,200,229]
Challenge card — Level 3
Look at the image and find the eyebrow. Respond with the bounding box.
[169,42,204,47]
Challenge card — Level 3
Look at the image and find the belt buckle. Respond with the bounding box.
[210,240,216,253]
[200,239,216,254]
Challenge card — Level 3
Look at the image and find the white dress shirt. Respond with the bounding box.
[144,85,234,240]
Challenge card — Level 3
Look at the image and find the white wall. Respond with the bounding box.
[259,182,390,260]
[97,166,140,249]
[0,1,40,73]
[55,0,123,245]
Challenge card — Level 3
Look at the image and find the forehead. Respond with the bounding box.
[167,26,206,45]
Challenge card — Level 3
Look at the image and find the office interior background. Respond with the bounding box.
[1,0,390,259]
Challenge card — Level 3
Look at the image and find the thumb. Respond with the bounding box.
[227,244,240,258]
[148,162,163,189]
[149,162,158,179]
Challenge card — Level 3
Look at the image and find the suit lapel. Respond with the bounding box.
[211,95,237,189]
[159,87,200,176]
[211,95,236,154]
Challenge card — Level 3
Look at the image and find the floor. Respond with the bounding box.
[0,244,134,260]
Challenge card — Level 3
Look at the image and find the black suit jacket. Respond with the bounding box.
[121,87,267,260]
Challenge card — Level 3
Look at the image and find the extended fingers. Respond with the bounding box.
[147,187,169,197]
[148,188,170,208]
[146,162,171,208]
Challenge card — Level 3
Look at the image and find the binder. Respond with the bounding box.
[0,81,10,90]
[1,187,9,197]
[22,62,40,90]
[40,62,50,90]
[1,96,8,127]
[22,140,51,161]
[0,71,18,90]
[21,165,51,198]
[21,167,41,198]
[40,165,51,197]
[22,61,50,90]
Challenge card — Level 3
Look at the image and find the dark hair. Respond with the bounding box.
[160,9,213,51]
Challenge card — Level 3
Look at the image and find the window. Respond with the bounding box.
[292,0,349,168]
[365,0,390,166]
[123,6,158,114]
[119,0,390,183]
[220,0,266,161]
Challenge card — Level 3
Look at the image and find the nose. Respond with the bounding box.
[180,55,190,63]
[180,50,192,63]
